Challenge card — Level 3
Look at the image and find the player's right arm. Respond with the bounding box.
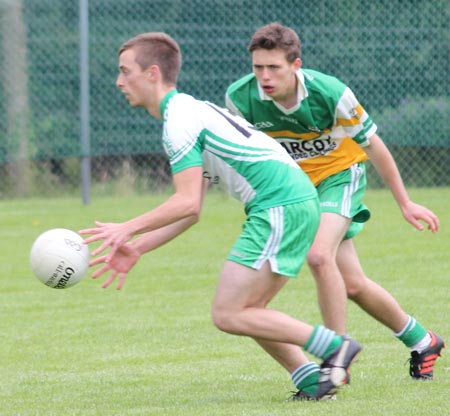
[88,177,210,289]
[132,176,210,254]
[224,75,255,122]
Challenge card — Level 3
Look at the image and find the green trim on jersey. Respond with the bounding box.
[200,128,317,214]
[226,69,376,186]
[160,91,318,214]
[160,88,178,116]
[226,69,374,146]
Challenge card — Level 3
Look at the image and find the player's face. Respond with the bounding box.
[252,48,301,104]
[116,49,151,108]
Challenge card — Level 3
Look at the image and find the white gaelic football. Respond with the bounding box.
[30,228,90,289]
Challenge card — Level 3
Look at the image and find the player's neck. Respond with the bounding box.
[275,94,297,109]
[274,77,298,109]
[146,85,176,119]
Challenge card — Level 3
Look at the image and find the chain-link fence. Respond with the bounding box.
[1,0,449,200]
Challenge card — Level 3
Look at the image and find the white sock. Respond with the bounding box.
[410,332,432,352]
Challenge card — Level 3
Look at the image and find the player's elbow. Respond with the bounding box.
[182,199,202,224]
[188,211,201,226]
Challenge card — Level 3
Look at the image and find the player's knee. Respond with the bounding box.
[345,278,367,300]
[211,307,240,334]
[346,284,361,300]
[307,248,329,270]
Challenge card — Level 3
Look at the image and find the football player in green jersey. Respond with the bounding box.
[226,22,444,385]
[80,32,362,401]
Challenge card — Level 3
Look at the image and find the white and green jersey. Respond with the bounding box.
[226,69,377,186]
[160,90,317,213]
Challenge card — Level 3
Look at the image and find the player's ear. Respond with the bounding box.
[293,57,302,70]
[145,64,161,81]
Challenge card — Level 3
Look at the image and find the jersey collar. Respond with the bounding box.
[256,69,308,113]
[160,89,178,118]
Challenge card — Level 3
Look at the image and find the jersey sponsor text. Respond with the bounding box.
[278,137,337,161]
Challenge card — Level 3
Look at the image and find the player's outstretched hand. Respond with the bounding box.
[89,243,140,289]
[401,200,439,233]
[80,221,133,261]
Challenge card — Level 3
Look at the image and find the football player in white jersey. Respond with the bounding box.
[226,22,444,384]
[80,32,362,401]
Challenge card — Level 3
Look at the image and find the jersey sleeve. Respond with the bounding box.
[224,74,256,124]
[162,97,204,175]
[335,87,377,147]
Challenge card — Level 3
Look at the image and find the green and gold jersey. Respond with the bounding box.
[226,69,377,186]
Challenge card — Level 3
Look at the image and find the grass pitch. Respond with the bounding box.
[0,188,448,415]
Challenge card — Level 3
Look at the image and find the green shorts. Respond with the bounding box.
[316,163,371,239]
[227,198,320,278]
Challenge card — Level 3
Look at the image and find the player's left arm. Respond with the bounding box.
[364,134,439,232]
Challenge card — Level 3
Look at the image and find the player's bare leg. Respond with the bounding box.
[338,237,445,380]
[211,260,362,399]
[211,261,314,344]
[212,263,319,393]
[337,238,408,331]
[215,268,312,373]
[307,213,351,334]
[254,339,309,372]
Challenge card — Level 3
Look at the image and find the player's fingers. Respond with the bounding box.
[414,210,439,233]
[105,245,119,263]
[89,255,108,267]
[116,273,127,290]
[79,227,102,236]
[81,235,105,245]
[409,213,440,233]
[91,240,113,257]
[102,271,118,288]
[409,217,424,231]
[91,264,111,279]
[428,214,440,232]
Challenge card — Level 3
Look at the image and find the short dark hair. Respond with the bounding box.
[119,32,182,85]
[248,23,301,62]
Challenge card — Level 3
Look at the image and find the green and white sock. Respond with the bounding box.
[395,315,429,351]
[304,325,342,360]
[291,362,320,395]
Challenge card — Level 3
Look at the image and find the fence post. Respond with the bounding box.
[0,0,30,196]
[80,0,91,204]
